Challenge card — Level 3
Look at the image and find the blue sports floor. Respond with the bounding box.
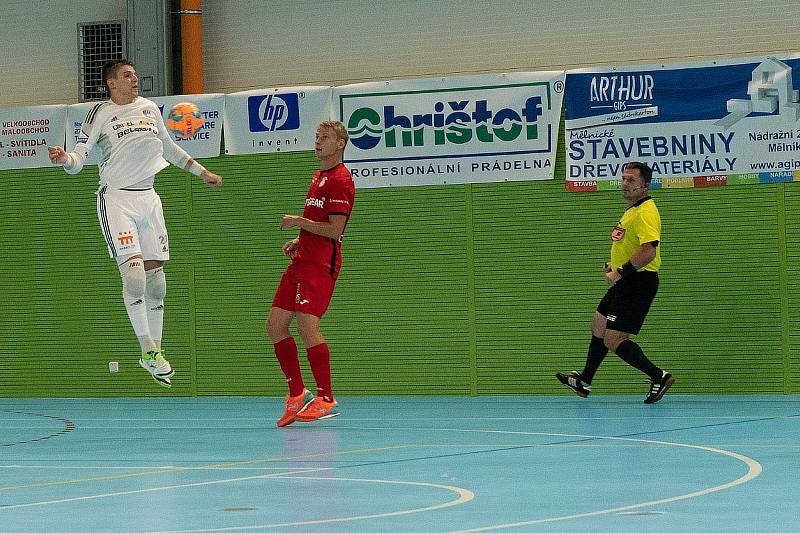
[1,395,798,532]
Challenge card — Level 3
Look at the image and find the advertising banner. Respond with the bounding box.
[223,86,331,155]
[334,72,565,188]
[0,105,66,169]
[564,54,800,191]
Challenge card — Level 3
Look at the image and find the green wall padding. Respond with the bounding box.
[1,153,797,397]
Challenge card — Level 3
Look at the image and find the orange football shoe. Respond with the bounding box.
[277,389,315,427]
[294,397,339,422]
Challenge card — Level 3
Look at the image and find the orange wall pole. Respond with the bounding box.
[180,0,204,94]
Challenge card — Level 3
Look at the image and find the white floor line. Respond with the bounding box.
[0,468,334,510]
[0,465,327,471]
[147,477,474,533]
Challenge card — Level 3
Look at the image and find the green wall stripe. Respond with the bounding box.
[777,183,790,393]
[465,184,478,395]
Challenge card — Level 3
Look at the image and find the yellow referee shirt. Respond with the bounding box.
[609,197,661,273]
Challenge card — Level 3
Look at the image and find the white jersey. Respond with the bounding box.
[64,96,192,190]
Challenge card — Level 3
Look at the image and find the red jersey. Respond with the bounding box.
[294,162,355,275]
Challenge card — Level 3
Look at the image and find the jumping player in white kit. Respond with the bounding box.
[48,59,222,387]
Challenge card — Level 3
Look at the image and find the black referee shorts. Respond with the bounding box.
[597,271,659,335]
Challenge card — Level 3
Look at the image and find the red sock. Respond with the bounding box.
[274,337,305,397]
[307,343,333,402]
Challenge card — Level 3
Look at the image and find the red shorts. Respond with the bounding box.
[271,261,337,317]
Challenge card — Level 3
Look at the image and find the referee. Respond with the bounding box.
[557,162,674,403]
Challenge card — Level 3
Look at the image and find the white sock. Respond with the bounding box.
[145,267,166,346]
[137,336,157,353]
[123,292,157,352]
[119,257,156,353]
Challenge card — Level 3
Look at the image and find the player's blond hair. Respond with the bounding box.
[319,120,349,145]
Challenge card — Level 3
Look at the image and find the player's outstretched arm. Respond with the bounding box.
[180,157,222,188]
[199,167,222,188]
[47,146,68,165]
[48,145,85,173]
[159,120,222,188]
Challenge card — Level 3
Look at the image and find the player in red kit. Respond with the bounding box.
[267,121,355,426]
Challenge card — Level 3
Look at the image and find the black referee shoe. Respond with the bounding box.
[556,371,591,398]
[644,371,675,404]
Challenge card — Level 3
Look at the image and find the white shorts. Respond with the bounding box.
[96,186,170,261]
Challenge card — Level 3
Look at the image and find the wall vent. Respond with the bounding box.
[78,21,126,101]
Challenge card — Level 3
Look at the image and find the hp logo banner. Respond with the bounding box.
[247,93,301,132]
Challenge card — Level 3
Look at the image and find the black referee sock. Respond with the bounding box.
[614,339,661,380]
[580,335,609,384]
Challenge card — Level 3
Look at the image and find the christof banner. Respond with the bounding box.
[333,71,565,188]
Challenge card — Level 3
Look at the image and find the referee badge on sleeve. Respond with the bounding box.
[611,226,626,241]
